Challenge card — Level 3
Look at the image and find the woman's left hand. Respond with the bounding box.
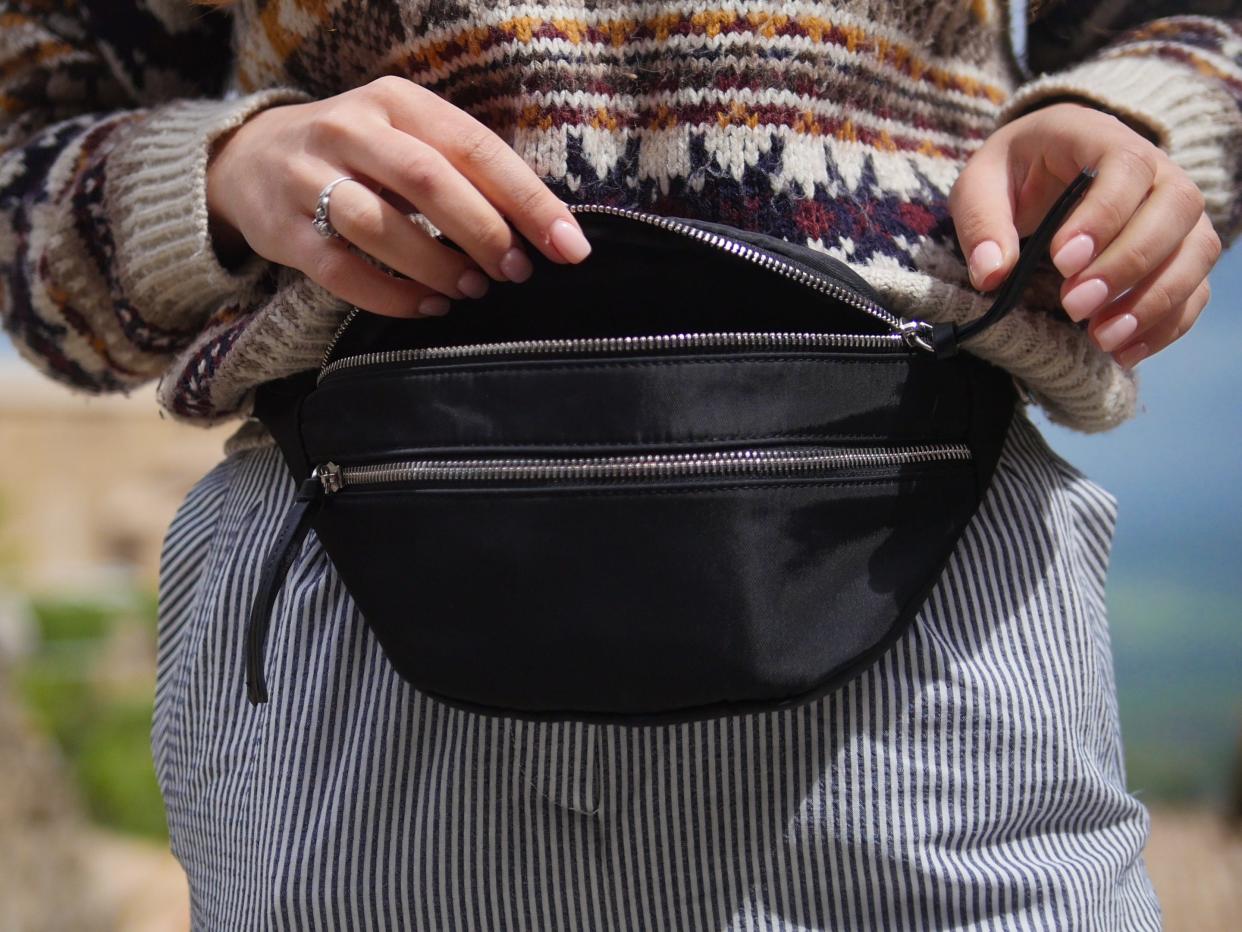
[949,101,1222,369]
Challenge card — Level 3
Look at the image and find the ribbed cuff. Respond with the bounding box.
[1000,53,1242,232]
[105,87,314,331]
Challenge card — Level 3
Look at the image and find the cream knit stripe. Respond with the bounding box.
[522,122,967,197]
[106,88,315,330]
[999,53,1242,237]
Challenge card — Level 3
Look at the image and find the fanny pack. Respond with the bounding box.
[244,171,1093,724]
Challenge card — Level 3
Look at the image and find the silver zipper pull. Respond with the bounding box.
[314,462,344,494]
[899,320,936,353]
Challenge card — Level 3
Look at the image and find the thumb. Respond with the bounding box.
[948,143,1021,292]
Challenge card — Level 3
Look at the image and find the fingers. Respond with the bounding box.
[948,101,1219,370]
[1086,213,1220,365]
[286,222,448,319]
[374,78,592,266]
[1046,143,1160,278]
[1110,280,1210,370]
[1056,168,1205,323]
[333,121,535,283]
[312,170,492,300]
[948,142,1022,291]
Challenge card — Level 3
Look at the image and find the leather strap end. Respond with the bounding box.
[244,477,324,706]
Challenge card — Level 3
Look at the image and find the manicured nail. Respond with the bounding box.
[1062,278,1109,321]
[456,268,490,299]
[419,294,451,316]
[1094,312,1138,353]
[548,217,592,263]
[1116,342,1149,370]
[1052,233,1095,278]
[968,240,1004,290]
[499,247,533,283]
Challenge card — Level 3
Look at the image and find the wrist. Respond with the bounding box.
[205,120,256,269]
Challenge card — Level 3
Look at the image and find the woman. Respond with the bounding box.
[1,1,1235,927]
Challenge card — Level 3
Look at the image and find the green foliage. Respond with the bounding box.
[16,655,93,742]
[74,698,167,839]
[14,590,167,840]
[30,598,114,642]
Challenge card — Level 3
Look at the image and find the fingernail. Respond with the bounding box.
[1094,312,1138,353]
[548,217,592,263]
[499,247,533,283]
[1052,233,1095,278]
[419,294,451,316]
[1116,342,1149,370]
[968,240,1004,290]
[1062,278,1109,321]
[456,268,490,299]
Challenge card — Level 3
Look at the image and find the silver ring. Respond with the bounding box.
[312,175,356,239]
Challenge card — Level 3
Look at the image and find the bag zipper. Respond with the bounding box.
[313,443,972,493]
[317,204,938,375]
[318,169,1098,377]
[318,329,908,382]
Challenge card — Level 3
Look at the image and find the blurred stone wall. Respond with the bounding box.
[0,364,236,592]
[0,668,97,932]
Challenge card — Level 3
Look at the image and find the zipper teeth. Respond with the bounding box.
[318,330,905,381]
[325,444,970,489]
[321,307,360,371]
[564,204,903,329]
[318,203,921,373]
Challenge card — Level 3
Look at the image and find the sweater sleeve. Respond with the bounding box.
[1000,1,1242,244]
[0,0,311,393]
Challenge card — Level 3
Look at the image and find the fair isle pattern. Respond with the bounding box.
[2,2,1242,432]
[234,2,1009,265]
[154,410,1162,929]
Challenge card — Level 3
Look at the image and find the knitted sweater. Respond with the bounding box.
[2,1,1241,434]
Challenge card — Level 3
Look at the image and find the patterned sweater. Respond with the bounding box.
[2,1,1241,435]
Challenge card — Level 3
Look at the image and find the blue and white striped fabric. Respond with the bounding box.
[152,408,1161,930]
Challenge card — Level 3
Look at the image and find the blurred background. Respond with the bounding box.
[0,251,1239,930]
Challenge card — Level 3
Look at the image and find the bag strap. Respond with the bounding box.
[246,370,321,705]
[245,475,323,704]
[928,167,1096,357]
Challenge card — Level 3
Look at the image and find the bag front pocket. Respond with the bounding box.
[308,442,976,722]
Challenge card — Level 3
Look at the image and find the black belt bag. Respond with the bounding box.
[245,171,1094,724]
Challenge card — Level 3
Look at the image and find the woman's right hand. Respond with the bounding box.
[205,76,593,318]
